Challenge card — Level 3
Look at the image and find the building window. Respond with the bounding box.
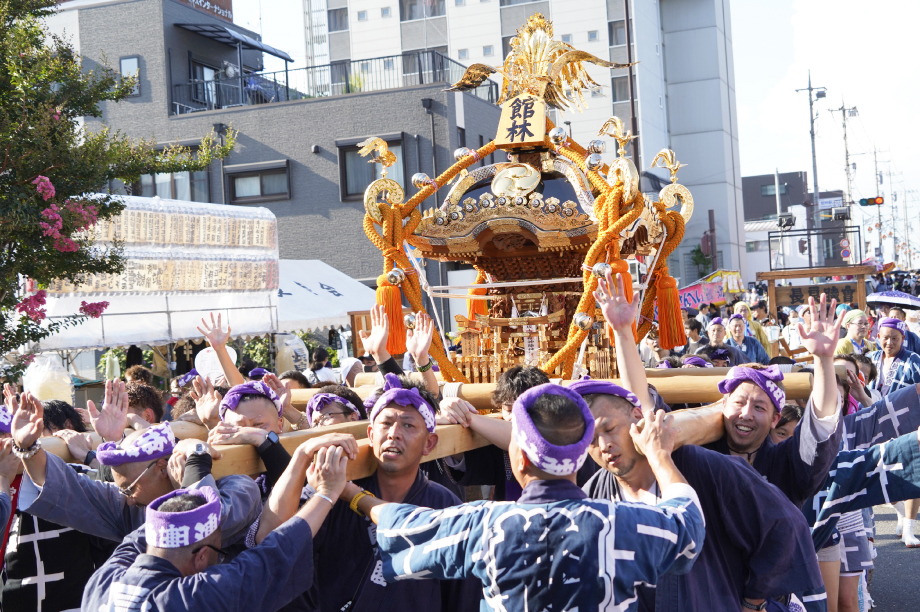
[611,76,632,103]
[561,34,572,44]
[502,35,514,59]
[360,61,370,73]
[381,6,392,17]
[483,45,493,57]
[400,0,445,20]
[328,8,348,31]
[457,127,466,148]
[227,164,291,204]
[761,184,787,196]
[384,58,395,70]
[746,240,769,253]
[339,138,404,199]
[357,10,368,21]
[120,56,140,97]
[137,170,209,202]
[588,30,599,42]
[608,19,633,46]
[455,0,465,5]
[500,0,536,5]
[823,238,835,260]
[190,62,217,103]
[458,49,469,60]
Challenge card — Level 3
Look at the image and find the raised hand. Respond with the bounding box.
[262,373,299,424]
[11,390,44,451]
[87,379,129,442]
[0,439,20,494]
[594,271,637,333]
[192,375,223,429]
[197,312,231,348]
[406,312,434,364]
[629,409,678,458]
[307,445,349,500]
[54,430,95,464]
[358,304,390,362]
[796,294,844,359]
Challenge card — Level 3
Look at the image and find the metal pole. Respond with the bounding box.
[708,209,718,273]
[806,71,820,265]
[237,42,244,106]
[622,0,640,167]
[774,168,782,219]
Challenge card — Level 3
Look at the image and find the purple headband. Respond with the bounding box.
[248,367,269,379]
[717,365,786,413]
[146,486,221,549]
[879,317,908,337]
[568,379,641,408]
[656,360,673,369]
[177,369,198,388]
[710,348,731,362]
[370,373,436,433]
[709,317,724,327]
[683,356,714,368]
[219,381,283,422]
[728,313,744,322]
[96,422,175,467]
[307,393,359,422]
[0,403,11,434]
[512,384,595,476]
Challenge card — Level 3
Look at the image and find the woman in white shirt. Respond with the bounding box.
[306,347,337,384]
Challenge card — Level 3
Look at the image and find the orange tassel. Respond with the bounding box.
[376,274,407,355]
[467,269,489,321]
[656,269,686,350]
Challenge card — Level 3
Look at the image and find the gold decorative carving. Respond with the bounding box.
[651,149,694,224]
[495,95,547,150]
[598,117,639,203]
[362,178,405,225]
[491,163,542,197]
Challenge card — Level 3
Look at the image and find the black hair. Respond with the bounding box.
[697,345,732,365]
[851,353,877,383]
[777,404,804,429]
[125,365,153,385]
[170,392,197,419]
[311,348,330,372]
[681,353,712,366]
[279,370,310,389]
[492,366,550,409]
[313,383,368,419]
[370,375,439,416]
[238,358,259,380]
[126,382,164,422]
[528,393,586,446]
[42,400,87,433]
[158,493,207,513]
[769,356,796,365]
[658,356,682,369]
[687,319,702,333]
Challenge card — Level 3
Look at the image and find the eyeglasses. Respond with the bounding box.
[192,543,229,564]
[318,411,352,425]
[849,322,870,328]
[118,460,158,497]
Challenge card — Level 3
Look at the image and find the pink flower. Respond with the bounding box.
[51,111,60,121]
[32,176,55,201]
[20,354,36,367]
[79,300,109,318]
[16,290,47,322]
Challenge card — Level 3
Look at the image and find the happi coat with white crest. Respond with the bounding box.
[866,346,920,395]
[583,444,823,612]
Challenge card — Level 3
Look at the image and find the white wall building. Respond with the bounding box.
[744,205,814,286]
[302,0,745,281]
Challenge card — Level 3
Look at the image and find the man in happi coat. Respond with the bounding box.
[83,440,351,612]
[578,272,823,612]
[704,295,845,509]
[8,389,260,546]
[346,382,706,612]
[274,374,480,612]
[866,317,920,395]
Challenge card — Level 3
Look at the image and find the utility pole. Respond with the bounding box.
[833,100,863,258]
[622,0,640,168]
[795,73,825,264]
[874,149,883,260]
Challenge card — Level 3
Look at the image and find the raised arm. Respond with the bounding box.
[8,386,47,486]
[595,271,654,414]
[197,312,245,387]
[406,311,439,394]
[797,294,845,420]
[360,304,403,375]
[440,397,512,450]
[86,379,130,443]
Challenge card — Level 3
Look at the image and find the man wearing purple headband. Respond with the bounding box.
[85,439,351,612]
[346,381,705,612]
[701,317,747,366]
[580,271,823,612]
[302,373,480,612]
[726,314,770,365]
[7,384,260,548]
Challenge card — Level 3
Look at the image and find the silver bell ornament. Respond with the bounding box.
[585,153,604,172]
[587,139,606,154]
[411,173,431,189]
[548,127,567,145]
[454,147,473,161]
[404,313,417,329]
[592,262,612,279]
[573,312,594,330]
[386,267,407,286]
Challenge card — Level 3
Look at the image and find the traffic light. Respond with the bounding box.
[859,196,884,206]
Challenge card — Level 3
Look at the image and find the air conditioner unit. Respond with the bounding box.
[222,61,240,78]
[777,213,796,229]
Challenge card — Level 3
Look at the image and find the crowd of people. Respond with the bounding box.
[0,274,918,611]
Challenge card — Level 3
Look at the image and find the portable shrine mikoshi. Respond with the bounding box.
[358,13,694,383]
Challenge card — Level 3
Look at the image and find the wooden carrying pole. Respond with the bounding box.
[34,369,835,480]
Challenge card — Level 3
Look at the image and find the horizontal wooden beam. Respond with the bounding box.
[756,265,875,281]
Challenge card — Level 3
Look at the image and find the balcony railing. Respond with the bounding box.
[172,50,499,115]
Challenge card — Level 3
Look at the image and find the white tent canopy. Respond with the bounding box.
[277,260,376,333]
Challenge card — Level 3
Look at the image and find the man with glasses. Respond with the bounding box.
[835,309,877,355]
[84,440,351,612]
[7,386,260,548]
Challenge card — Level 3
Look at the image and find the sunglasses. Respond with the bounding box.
[118,460,158,497]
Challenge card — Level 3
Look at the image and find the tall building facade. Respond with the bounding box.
[303,0,746,282]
